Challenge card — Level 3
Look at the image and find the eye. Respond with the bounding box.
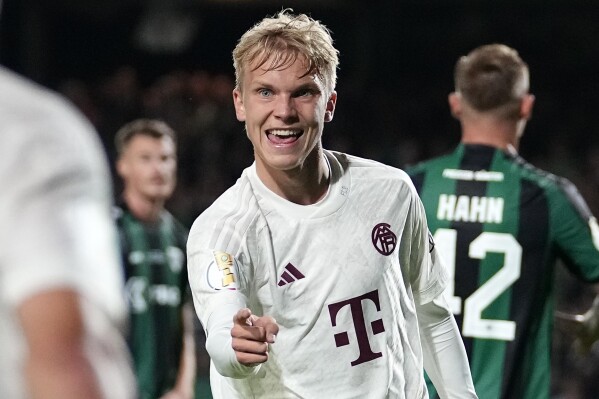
[295,88,315,97]
[258,88,273,97]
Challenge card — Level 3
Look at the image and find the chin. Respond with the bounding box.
[267,160,303,173]
[143,188,172,201]
[266,152,306,169]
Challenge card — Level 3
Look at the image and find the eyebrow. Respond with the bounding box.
[251,80,321,93]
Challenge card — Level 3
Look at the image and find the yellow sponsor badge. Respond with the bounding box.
[206,251,239,290]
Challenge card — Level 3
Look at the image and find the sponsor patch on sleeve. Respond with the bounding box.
[428,230,436,253]
[206,251,239,291]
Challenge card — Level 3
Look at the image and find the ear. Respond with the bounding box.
[324,91,337,122]
[233,88,246,122]
[448,92,462,119]
[520,94,535,120]
[116,157,128,179]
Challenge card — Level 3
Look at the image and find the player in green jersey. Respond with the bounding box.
[407,44,599,399]
[114,119,196,399]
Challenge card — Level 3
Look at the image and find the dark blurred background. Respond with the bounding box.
[2,1,599,398]
[3,0,598,220]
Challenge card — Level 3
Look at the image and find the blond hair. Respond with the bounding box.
[232,10,339,96]
[455,44,529,119]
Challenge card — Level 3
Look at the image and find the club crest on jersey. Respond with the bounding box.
[371,223,397,256]
[206,251,238,291]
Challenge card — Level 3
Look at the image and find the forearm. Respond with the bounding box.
[26,349,103,399]
[167,304,197,399]
[204,302,261,378]
[417,295,477,399]
[20,290,105,399]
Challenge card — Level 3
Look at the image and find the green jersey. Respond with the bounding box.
[115,204,189,399]
[407,144,599,399]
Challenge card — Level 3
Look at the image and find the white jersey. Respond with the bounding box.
[188,150,447,399]
[0,67,135,399]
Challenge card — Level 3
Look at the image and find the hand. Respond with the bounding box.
[231,308,279,366]
[555,296,599,355]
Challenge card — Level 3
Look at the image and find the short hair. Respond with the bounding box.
[114,118,176,157]
[454,44,529,119]
[232,9,339,96]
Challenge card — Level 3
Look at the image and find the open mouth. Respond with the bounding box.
[266,129,303,145]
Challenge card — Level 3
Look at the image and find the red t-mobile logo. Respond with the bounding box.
[328,290,385,366]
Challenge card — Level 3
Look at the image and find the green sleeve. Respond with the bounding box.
[549,177,599,281]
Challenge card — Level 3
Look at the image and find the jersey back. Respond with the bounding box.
[408,144,599,399]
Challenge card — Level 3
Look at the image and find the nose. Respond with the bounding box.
[152,157,171,174]
[273,94,297,121]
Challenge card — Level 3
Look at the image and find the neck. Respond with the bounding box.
[256,148,330,205]
[123,190,165,223]
[460,115,522,151]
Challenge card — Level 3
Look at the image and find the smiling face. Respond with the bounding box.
[117,134,177,203]
[233,55,337,182]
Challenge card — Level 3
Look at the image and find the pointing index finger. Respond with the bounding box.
[233,308,253,326]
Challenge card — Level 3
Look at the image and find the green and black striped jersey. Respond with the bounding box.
[407,144,599,399]
[115,204,190,399]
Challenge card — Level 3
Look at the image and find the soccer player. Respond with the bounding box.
[0,56,135,398]
[114,119,195,399]
[407,43,599,399]
[187,10,477,399]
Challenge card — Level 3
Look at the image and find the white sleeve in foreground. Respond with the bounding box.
[205,301,262,379]
[417,294,478,399]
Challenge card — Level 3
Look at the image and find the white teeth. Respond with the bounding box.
[269,129,301,137]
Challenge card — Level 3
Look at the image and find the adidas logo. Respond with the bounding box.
[277,263,305,286]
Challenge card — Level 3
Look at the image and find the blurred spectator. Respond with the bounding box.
[113,119,195,399]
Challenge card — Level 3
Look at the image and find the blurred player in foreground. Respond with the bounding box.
[407,43,599,399]
[114,119,195,399]
[187,9,477,399]
[0,44,135,399]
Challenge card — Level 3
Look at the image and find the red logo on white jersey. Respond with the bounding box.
[328,290,385,366]
[371,223,397,256]
[277,263,305,286]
